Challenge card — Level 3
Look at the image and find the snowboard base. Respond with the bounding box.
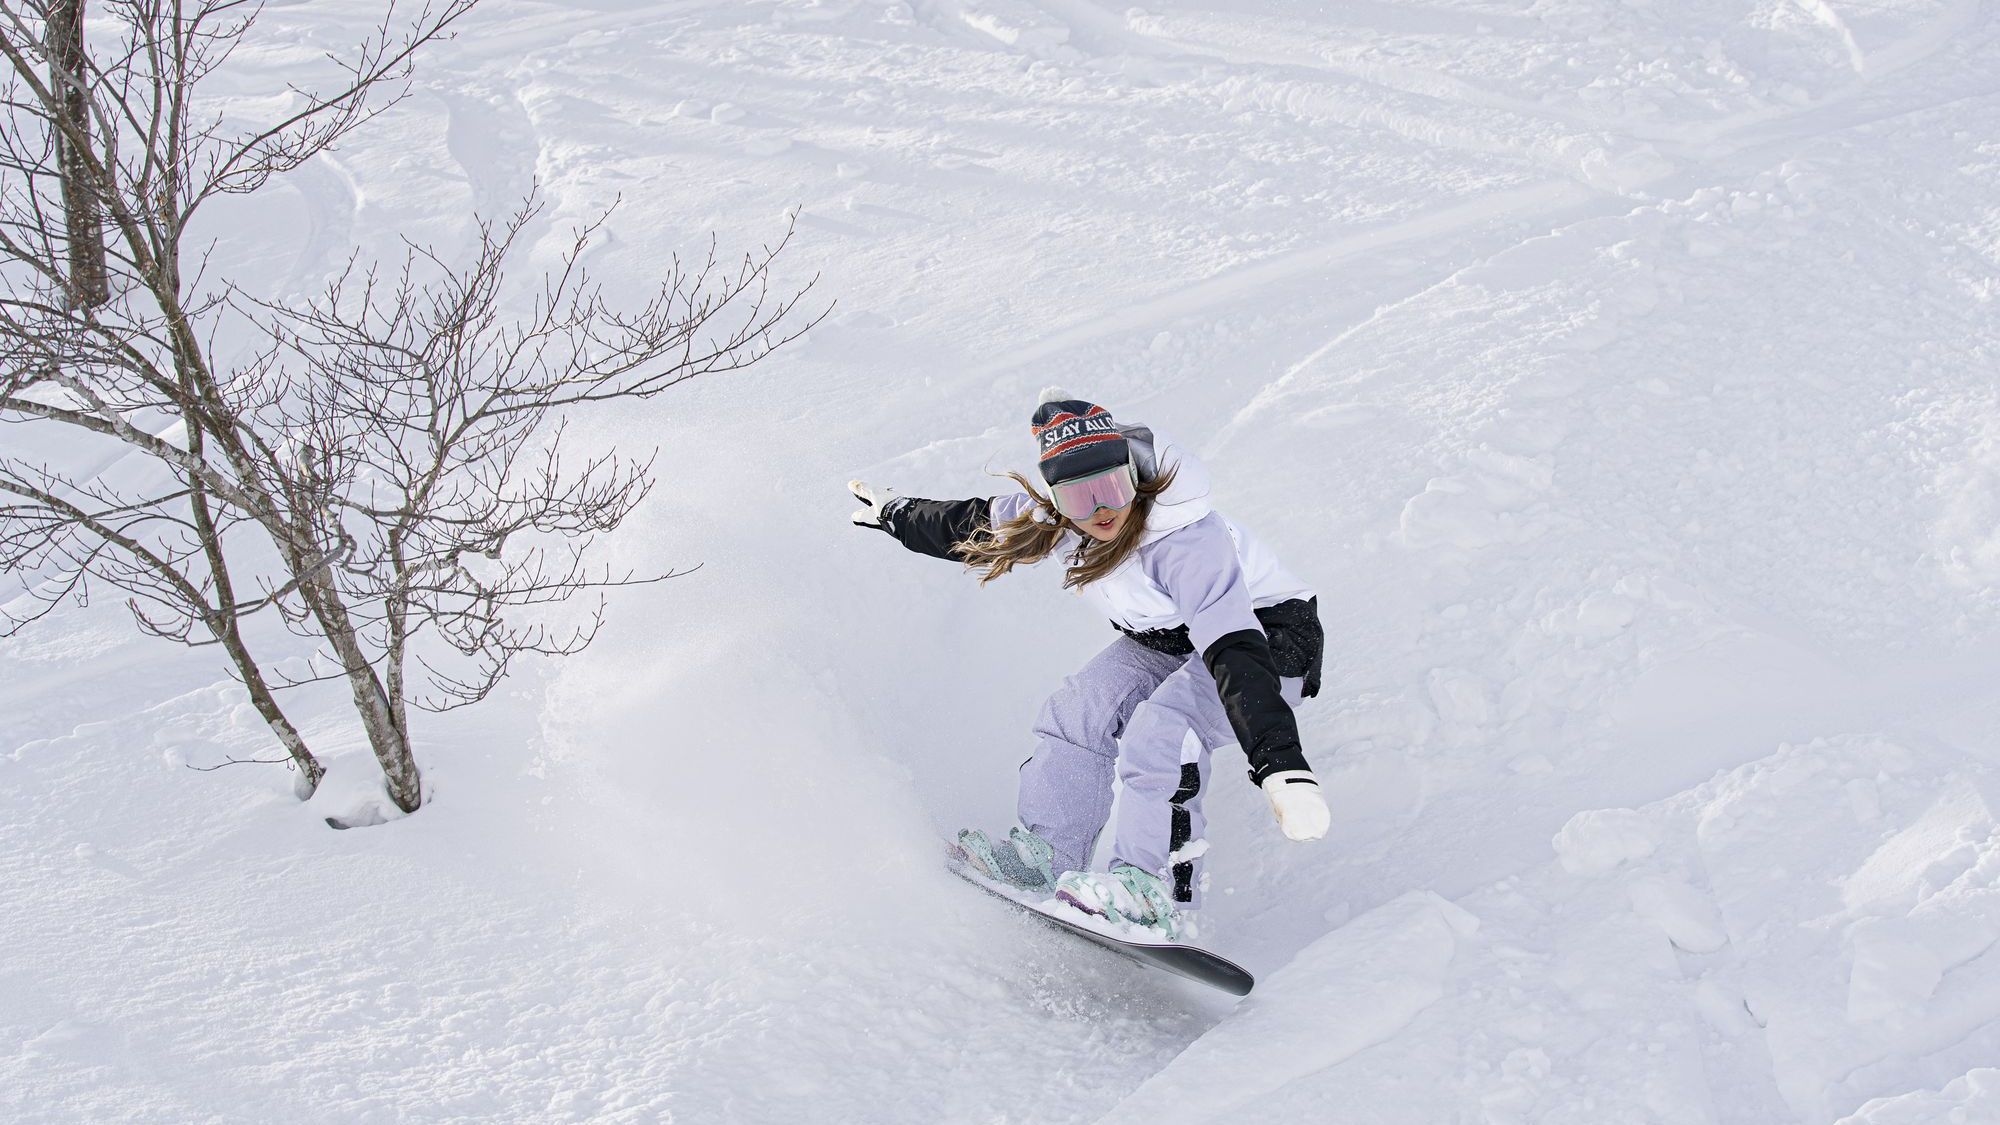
[947,856,1255,996]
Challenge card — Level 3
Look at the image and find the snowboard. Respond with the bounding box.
[947,854,1256,996]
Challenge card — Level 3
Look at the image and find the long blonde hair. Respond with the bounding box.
[955,465,1179,589]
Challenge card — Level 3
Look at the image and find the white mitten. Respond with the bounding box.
[849,479,898,529]
[1261,770,1329,842]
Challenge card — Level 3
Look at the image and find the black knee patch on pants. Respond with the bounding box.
[1169,762,1201,903]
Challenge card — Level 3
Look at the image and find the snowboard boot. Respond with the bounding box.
[1055,864,1185,940]
[1006,827,1056,890]
[953,828,1056,893]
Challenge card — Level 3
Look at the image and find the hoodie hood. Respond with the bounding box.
[1118,423,1212,545]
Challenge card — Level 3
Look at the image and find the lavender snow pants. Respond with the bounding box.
[1016,636,1304,906]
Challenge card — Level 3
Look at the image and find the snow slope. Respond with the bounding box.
[4,0,1999,1121]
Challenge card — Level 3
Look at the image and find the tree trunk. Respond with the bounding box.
[223,627,327,798]
[182,424,325,797]
[48,0,108,309]
[301,573,424,812]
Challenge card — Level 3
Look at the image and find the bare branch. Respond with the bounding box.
[0,1,822,816]
[186,754,293,772]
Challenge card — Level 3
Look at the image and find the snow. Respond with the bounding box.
[5,0,2000,1121]
[1841,1070,2000,1125]
[1100,891,1479,1124]
[1554,807,1661,876]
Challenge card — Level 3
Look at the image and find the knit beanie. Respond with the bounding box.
[1031,396,1129,485]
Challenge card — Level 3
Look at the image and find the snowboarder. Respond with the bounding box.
[848,393,1329,939]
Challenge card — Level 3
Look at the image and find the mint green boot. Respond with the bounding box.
[954,827,1056,893]
[1054,864,1185,940]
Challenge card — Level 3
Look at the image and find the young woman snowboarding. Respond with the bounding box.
[848,394,1329,938]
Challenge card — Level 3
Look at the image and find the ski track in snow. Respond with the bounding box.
[5,0,2000,1121]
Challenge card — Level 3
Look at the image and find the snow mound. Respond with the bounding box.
[1698,737,2000,1120]
[1838,1069,2000,1125]
[1099,892,1478,1124]
[953,0,1070,52]
[1554,807,1660,876]
[1174,735,2000,1123]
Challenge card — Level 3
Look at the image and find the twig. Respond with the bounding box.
[186,755,294,772]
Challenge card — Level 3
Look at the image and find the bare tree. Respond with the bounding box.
[0,1,820,814]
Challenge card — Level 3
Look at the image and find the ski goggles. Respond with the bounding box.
[1049,462,1138,521]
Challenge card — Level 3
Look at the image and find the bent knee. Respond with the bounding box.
[1032,676,1124,756]
[1116,724,1202,791]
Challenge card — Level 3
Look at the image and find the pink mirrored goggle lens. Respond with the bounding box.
[1050,464,1137,520]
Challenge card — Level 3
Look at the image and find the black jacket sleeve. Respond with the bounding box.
[1203,630,1311,786]
[878,496,993,561]
[1146,515,1312,788]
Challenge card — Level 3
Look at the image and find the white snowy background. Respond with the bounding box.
[4,0,2000,1121]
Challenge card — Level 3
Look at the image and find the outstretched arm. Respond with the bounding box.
[850,480,999,562]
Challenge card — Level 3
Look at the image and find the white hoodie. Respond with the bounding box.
[993,425,1315,651]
